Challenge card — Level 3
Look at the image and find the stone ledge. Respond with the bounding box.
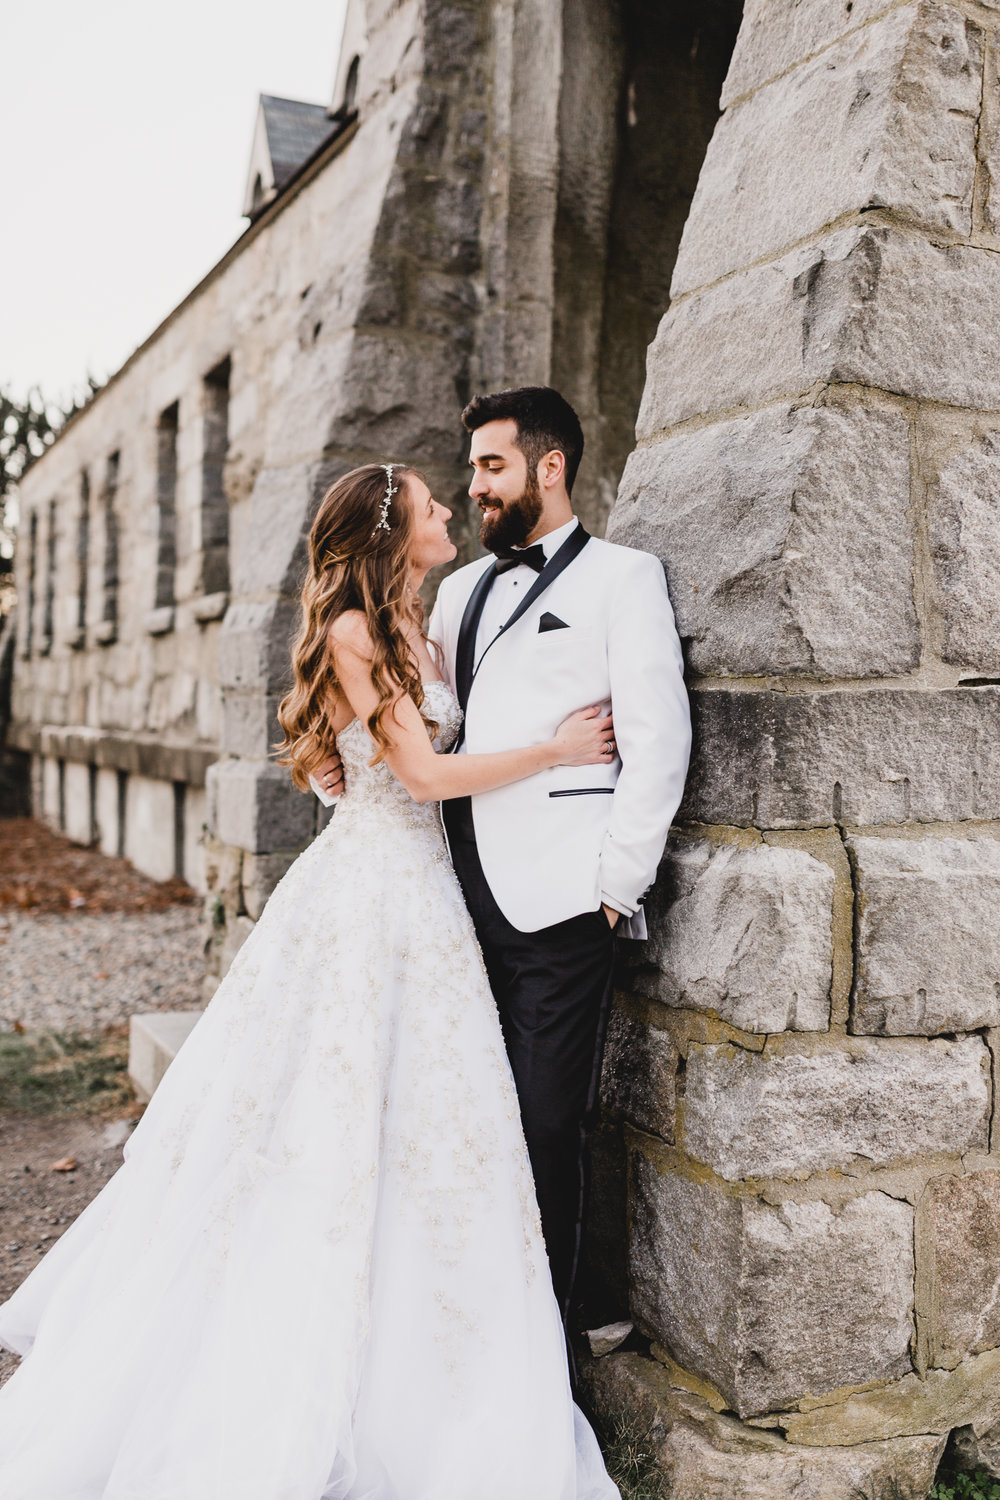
[144,605,175,637]
[91,618,117,646]
[780,1345,1000,1445]
[191,590,229,624]
[582,1351,946,1499]
[128,1011,203,1102]
[6,722,219,788]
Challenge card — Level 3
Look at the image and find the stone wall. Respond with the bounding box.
[587,1,1000,1493]
[9,0,741,985]
[10,0,428,911]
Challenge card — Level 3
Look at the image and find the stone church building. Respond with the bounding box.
[8,0,1000,1492]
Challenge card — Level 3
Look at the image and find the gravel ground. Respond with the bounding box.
[0,1113,138,1389]
[0,906,206,1033]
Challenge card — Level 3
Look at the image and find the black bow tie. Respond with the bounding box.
[494,543,547,574]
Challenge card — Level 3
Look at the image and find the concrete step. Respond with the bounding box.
[128,1011,203,1102]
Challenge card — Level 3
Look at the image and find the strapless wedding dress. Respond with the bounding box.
[0,680,619,1500]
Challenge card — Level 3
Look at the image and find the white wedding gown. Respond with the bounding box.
[0,681,619,1500]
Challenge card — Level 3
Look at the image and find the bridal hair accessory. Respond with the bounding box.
[322,464,398,566]
[373,464,397,535]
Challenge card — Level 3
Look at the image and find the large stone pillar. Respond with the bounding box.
[590,2,1000,1494]
[203,0,491,981]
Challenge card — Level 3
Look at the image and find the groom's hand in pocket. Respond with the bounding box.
[601,904,621,930]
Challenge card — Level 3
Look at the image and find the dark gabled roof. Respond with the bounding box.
[260,95,338,190]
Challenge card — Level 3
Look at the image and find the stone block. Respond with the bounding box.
[639,225,1000,435]
[600,1006,677,1140]
[919,1170,1000,1368]
[229,462,315,599]
[662,1419,944,1499]
[207,757,315,855]
[680,686,1000,829]
[128,1011,203,1103]
[722,0,898,106]
[241,849,299,920]
[929,430,1000,673]
[123,774,177,883]
[952,1423,1000,1482]
[585,1321,633,1359]
[221,691,284,758]
[627,841,833,1034]
[40,754,60,830]
[62,759,93,845]
[202,833,244,913]
[781,1345,1000,1444]
[183,786,207,893]
[583,1350,946,1500]
[613,405,918,678]
[217,598,298,695]
[851,836,1000,1035]
[683,1037,989,1182]
[219,913,256,978]
[673,3,981,295]
[629,1157,914,1417]
[94,766,120,857]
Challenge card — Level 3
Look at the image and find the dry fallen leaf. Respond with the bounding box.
[93,972,109,981]
[49,1158,78,1173]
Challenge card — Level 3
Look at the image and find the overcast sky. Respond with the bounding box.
[2,0,348,407]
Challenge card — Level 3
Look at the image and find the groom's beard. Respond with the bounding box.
[478,469,544,554]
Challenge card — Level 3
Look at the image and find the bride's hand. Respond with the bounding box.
[552,706,616,766]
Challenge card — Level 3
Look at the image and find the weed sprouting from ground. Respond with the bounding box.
[930,1475,1000,1500]
[600,1413,667,1500]
[0,1028,132,1115]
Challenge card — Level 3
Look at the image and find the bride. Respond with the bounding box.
[0,462,621,1499]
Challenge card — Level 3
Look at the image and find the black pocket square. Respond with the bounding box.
[538,612,569,633]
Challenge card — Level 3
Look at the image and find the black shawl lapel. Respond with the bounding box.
[455,563,499,713]
[454,521,591,714]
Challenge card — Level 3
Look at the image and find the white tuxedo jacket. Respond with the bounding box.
[428,524,691,935]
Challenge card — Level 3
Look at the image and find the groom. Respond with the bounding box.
[316,386,691,1321]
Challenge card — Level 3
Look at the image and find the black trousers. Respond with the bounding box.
[443,797,616,1320]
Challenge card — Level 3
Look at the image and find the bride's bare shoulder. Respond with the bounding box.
[329,610,374,660]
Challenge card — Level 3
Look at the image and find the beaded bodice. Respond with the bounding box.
[331,679,463,826]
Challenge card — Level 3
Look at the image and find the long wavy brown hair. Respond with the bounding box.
[276,463,435,789]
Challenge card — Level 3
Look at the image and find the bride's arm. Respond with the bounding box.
[330,613,613,804]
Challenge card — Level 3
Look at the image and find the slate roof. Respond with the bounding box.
[260,95,339,191]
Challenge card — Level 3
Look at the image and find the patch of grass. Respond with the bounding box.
[0,1027,133,1116]
[601,1413,667,1500]
[930,1475,1000,1500]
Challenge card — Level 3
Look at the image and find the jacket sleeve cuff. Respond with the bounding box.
[600,891,635,918]
[308,773,339,808]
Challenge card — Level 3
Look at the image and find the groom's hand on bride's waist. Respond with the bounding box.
[314,752,345,799]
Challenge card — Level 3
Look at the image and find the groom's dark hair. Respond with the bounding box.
[461,386,585,495]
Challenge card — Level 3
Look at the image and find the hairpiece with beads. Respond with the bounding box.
[373,463,397,535]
